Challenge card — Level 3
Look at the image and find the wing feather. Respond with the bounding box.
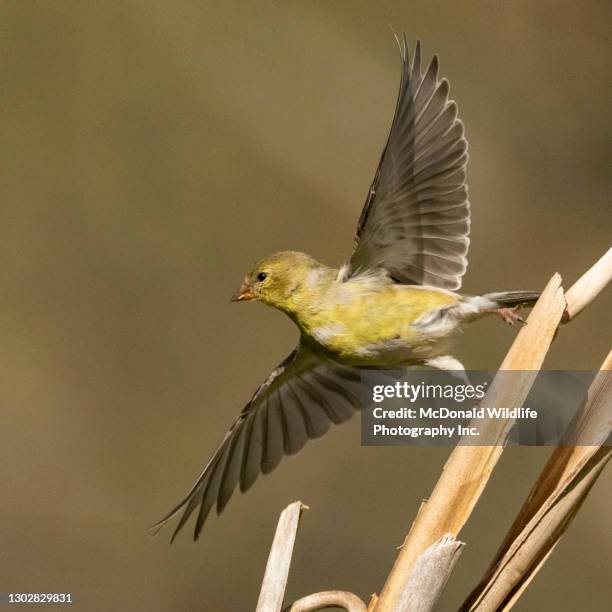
[348,36,470,289]
[151,342,363,541]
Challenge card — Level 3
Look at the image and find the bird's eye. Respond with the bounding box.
[257,272,268,282]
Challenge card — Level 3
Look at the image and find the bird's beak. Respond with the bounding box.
[231,281,255,302]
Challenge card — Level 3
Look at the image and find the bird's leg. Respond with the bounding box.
[493,305,526,326]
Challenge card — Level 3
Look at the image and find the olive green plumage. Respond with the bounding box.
[243,251,460,366]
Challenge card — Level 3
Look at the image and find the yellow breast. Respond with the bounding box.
[298,280,460,365]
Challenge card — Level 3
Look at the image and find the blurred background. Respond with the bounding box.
[1,1,610,610]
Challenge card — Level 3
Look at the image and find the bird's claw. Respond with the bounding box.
[496,306,526,326]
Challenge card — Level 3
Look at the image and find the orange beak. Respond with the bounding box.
[231,281,255,302]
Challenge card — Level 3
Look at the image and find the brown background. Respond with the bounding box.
[1,1,610,610]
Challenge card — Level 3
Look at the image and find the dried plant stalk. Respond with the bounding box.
[257,501,308,612]
[373,248,611,610]
[374,273,566,611]
[285,590,367,612]
[397,534,465,612]
[461,350,612,611]
[563,247,612,321]
[259,502,367,612]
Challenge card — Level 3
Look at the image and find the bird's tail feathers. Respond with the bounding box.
[483,291,541,308]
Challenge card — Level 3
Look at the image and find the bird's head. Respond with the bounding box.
[231,251,319,310]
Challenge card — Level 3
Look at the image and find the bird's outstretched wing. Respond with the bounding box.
[151,341,362,541]
[347,35,470,290]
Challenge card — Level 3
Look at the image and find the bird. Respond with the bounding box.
[152,35,540,541]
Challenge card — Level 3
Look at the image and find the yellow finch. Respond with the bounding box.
[153,36,539,541]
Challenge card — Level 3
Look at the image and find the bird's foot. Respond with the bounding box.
[496,305,525,326]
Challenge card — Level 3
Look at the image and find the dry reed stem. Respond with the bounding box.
[397,534,465,611]
[284,590,367,612]
[563,247,612,322]
[374,248,611,610]
[257,501,308,612]
[374,273,566,610]
[461,350,612,611]
[367,594,379,611]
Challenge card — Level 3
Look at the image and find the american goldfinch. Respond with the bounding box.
[153,36,539,541]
